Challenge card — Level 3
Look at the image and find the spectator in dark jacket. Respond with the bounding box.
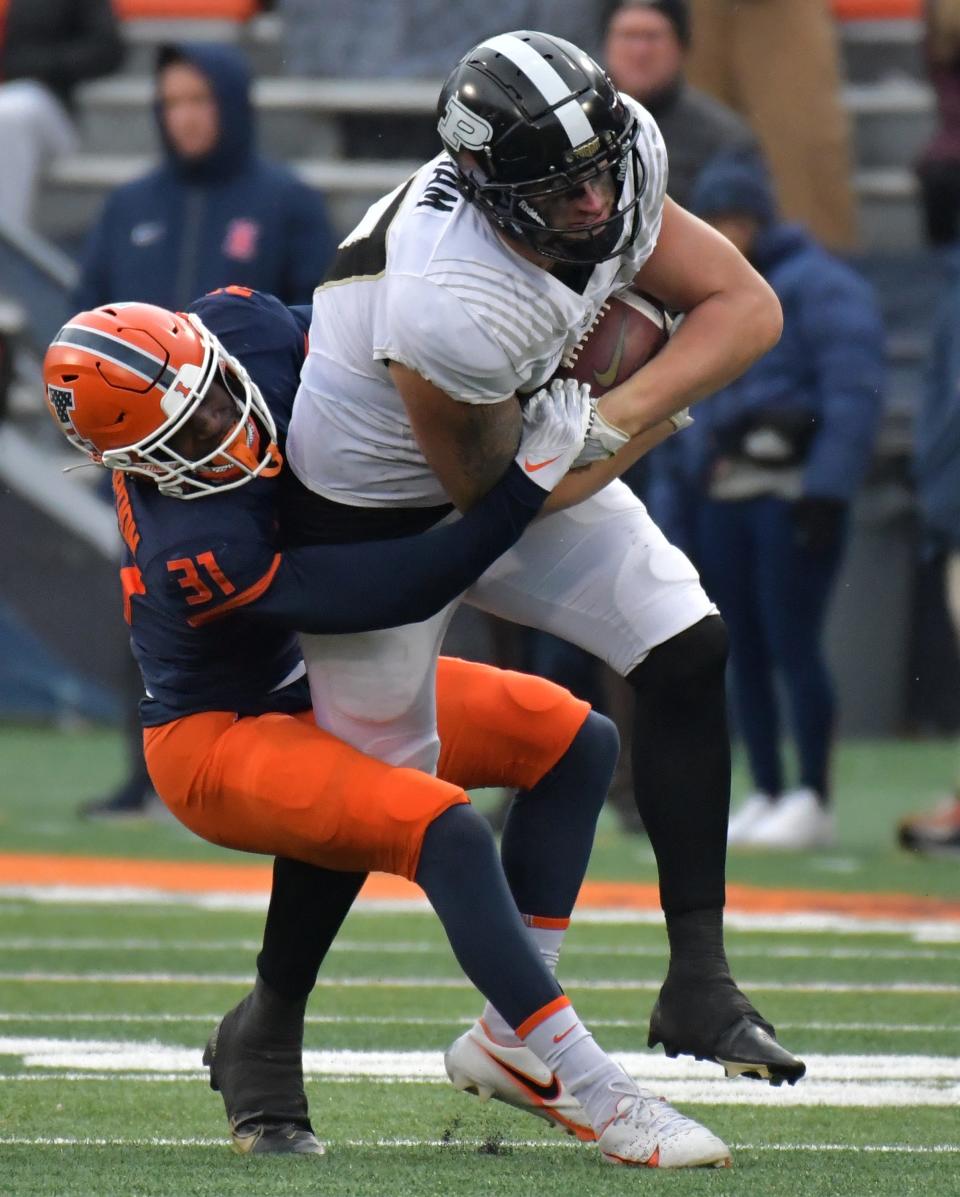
[0,0,123,229]
[648,155,885,852]
[897,248,960,855]
[515,0,763,833]
[74,42,337,312]
[74,41,337,819]
[603,0,760,208]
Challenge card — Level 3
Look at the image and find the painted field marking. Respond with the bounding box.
[1,936,957,963]
[2,971,959,994]
[2,887,959,943]
[0,1135,957,1153]
[3,1038,960,1109]
[0,1011,955,1034]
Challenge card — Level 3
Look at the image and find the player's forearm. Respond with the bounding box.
[598,283,782,438]
[251,465,546,634]
[541,419,678,513]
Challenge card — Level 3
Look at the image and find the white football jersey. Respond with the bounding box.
[287,94,668,508]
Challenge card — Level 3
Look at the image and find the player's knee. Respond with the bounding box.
[417,803,498,884]
[627,615,728,695]
[565,709,619,794]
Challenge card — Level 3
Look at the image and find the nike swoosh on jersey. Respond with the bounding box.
[485,1051,562,1102]
[593,315,627,389]
[524,454,562,472]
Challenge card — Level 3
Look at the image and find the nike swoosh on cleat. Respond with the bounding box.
[524,454,562,472]
[593,316,627,389]
[484,1050,562,1102]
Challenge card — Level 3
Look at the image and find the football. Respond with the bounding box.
[554,291,670,397]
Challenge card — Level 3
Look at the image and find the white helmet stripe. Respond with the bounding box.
[479,33,595,148]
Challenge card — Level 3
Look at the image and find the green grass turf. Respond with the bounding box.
[1,727,959,1194]
[1,725,958,897]
[0,899,958,1195]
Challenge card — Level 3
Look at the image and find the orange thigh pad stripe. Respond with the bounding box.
[435,657,590,791]
[144,709,466,880]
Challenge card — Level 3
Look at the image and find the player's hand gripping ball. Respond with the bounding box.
[554,292,688,464]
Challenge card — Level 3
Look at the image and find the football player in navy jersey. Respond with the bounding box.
[43,288,733,1168]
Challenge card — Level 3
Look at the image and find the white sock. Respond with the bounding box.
[520,997,630,1131]
[480,916,568,1047]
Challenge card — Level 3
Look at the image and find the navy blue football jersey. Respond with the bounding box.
[116,287,547,726]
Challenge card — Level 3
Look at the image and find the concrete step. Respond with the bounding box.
[36,153,418,245]
[846,77,934,167]
[120,13,286,75]
[855,165,923,249]
[839,18,925,82]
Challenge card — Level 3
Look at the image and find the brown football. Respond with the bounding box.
[554,291,670,397]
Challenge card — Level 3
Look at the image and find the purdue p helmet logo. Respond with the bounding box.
[438,97,493,152]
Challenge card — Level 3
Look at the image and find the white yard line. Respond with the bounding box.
[1,936,957,962]
[1,970,958,993]
[0,1134,958,1152]
[0,1011,956,1034]
[1,887,958,941]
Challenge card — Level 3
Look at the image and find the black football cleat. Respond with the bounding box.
[648,975,806,1087]
[203,983,325,1156]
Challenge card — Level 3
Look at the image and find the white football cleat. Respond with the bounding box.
[727,793,776,846]
[444,1020,595,1140]
[748,788,835,851]
[597,1081,732,1169]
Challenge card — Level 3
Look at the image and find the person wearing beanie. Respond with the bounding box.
[517,0,765,836]
[645,153,886,851]
[604,0,760,208]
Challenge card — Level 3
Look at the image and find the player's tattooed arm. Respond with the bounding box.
[389,362,522,511]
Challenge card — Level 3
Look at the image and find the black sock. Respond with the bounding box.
[500,710,618,917]
[627,615,731,913]
[416,805,560,1030]
[256,857,366,1001]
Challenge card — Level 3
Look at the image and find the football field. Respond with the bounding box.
[0,728,958,1196]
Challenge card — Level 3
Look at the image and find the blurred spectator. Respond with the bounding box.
[276,1,607,160]
[604,0,760,208]
[74,41,337,818]
[648,155,884,851]
[897,246,960,855]
[74,42,336,311]
[278,1,605,78]
[515,0,765,833]
[684,0,858,252]
[0,0,123,230]
[916,0,960,246]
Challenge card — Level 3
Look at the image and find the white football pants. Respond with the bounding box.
[299,479,715,772]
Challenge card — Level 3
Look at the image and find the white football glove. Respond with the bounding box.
[514,378,592,490]
[572,401,695,468]
[572,396,631,467]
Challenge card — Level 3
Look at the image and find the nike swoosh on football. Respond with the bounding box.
[524,454,561,472]
[593,315,627,389]
[485,1052,562,1102]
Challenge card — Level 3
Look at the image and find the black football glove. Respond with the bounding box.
[792,496,847,553]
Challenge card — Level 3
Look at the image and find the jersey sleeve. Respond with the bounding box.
[142,525,282,630]
[373,273,519,404]
[243,463,547,634]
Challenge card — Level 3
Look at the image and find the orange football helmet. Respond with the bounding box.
[43,302,281,499]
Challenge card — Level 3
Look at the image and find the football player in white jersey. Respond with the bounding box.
[277,29,803,1130]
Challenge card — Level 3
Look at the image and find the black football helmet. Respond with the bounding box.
[436,30,646,264]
